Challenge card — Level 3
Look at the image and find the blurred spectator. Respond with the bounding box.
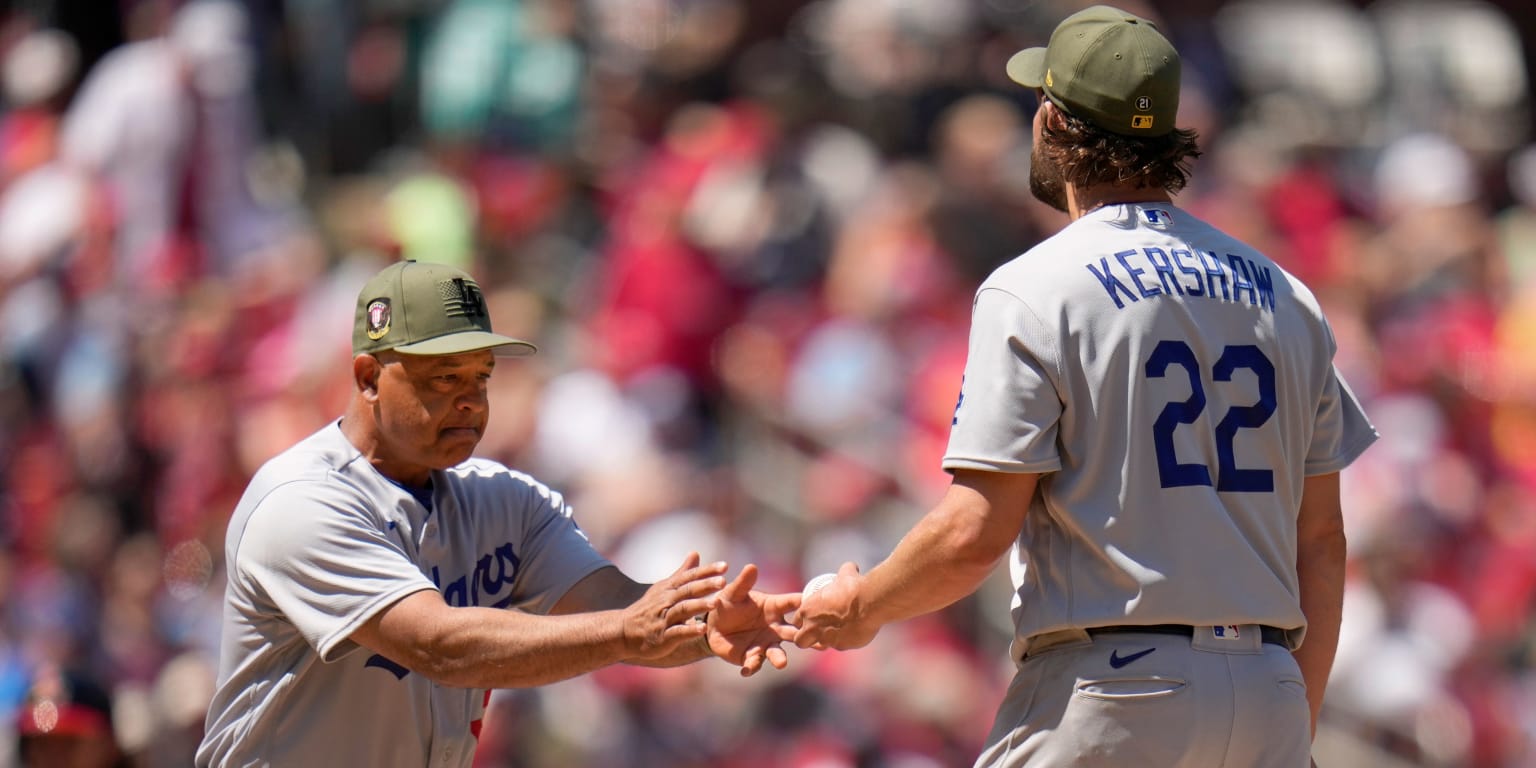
[57,0,294,294]
[2,0,1536,765]
[0,28,79,188]
[13,666,129,768]
[1329,529,1477,765]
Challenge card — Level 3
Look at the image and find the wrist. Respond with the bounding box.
[695,611,714,659]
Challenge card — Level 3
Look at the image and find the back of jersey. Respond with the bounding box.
[944,202,1375,649]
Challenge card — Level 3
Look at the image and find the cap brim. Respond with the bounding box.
[392,331,538,357]
[1006,47,1047,88]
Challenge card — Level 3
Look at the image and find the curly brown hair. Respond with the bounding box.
[1037,107,1203,193]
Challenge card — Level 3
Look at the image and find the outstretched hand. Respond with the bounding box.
[623,552,727,661]
[706,564,801,677]
[792,561,877,651]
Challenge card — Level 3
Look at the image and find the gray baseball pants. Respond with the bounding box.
[975,625,1312,767]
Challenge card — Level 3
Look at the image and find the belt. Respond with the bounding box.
[1089,624,1288,647]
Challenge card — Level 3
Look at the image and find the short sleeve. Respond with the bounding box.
[1304,365,1378,475]
[504,476,612,614]
[942,287,1064,474]
[233,482,437,662]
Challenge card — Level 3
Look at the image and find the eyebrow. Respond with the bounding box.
[422,357,495,373]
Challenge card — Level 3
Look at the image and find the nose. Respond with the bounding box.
[456,381,489,414]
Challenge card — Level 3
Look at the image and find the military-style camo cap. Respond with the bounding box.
[353,260,536,357]
[1007,5,1180,137]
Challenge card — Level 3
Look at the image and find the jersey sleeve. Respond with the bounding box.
[506,477,612,614]
[1304,364,1378,475]
[942,287,1064,474]
[233,481,437,663]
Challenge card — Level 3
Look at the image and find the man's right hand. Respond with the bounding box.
[621,552,726,660]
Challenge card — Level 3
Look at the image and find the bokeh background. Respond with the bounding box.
[1,0,1535,765]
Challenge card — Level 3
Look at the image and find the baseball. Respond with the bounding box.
[802,572,837,598]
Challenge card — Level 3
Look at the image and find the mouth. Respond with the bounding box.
[441,426,481,440]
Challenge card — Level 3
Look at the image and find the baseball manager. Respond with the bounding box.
[197,260,797,767]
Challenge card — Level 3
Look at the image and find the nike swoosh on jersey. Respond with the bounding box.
[1108,647,1156,668]
[365,654,411,679]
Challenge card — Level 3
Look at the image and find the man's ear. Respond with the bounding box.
[1040,100,1066,129]
[353,354,383,399]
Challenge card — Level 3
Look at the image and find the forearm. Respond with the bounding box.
[861,510,1009,629]
[391,605,637,688]
[1293,527,1346,736]
[792,473,1033,653]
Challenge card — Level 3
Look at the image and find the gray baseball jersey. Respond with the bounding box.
[944,202,1376,662]
[196,421,611,768]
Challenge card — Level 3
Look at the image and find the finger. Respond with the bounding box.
[793,629,819,649]
[673,551,702,574]
[741,648,764,676]
[664,621,710,641]
[668,596,719,623]
[670,553,729,585]
[771,624,799,643]
[676,560,729,587]
[720,563,759,602]
[758,591,802,618]
[669,574,728,602]
[837,561,861,579]
[765,644,789,669]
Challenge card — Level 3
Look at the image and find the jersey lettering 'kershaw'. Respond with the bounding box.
[197,422,610,768]
[944,203,1377,662]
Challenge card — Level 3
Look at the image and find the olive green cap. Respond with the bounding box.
[352,260,536,357]
[1007,5,1180,137]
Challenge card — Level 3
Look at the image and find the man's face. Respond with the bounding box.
[1029,95,1069,213]
[370,349,495,481]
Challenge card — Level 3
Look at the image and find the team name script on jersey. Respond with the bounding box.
[434,542,523,610]
[1085,246,1276,312]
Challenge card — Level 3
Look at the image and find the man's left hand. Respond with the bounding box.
[706,564,801,676]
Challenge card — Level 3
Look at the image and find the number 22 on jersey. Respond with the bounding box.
[1144,340,1276,492]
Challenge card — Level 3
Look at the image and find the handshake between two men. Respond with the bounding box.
[657,555,875,678]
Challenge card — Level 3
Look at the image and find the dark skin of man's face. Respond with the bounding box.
[364,349,496,486]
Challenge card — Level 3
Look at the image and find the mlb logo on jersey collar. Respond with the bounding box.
[1142,208,1174,228]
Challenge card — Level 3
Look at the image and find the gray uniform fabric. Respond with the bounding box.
[944,202,1376,766]
[975,626,1312,767]
[197,422,610,768]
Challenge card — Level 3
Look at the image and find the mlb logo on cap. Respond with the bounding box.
[1004,5,1181,137]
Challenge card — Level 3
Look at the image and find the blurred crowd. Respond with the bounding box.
[1,0,1535,765]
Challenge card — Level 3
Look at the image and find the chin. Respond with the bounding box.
[437,438,481,466]
[435,446,477,467]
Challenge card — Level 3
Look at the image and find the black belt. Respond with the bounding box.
[1088,624,1288,647]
